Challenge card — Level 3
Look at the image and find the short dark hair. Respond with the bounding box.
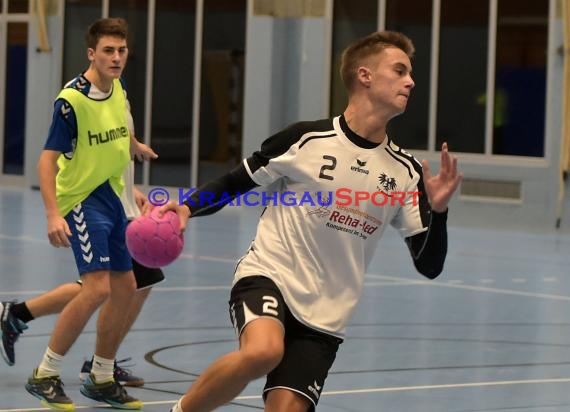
[340,31,415,92]
[85,17,128,49]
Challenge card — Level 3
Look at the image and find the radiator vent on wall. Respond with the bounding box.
[460,178,522,201]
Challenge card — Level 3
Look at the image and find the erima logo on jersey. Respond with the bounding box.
[350,159,369,175]
[308,380,322,399]
[88,126,128,146]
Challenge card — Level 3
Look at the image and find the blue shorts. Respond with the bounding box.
[64,181,132,275]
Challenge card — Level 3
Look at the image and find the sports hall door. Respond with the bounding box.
[0,0,30,183]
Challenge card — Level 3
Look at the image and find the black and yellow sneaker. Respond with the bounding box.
[25,369,75,411]
[80,374,142,409]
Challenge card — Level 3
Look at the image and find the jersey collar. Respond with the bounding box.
[338,115,384,149]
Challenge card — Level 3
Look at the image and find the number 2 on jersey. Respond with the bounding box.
[319,155,337,181]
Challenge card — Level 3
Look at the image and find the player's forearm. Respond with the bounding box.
[184,163,257,217]
[406,210,448,279]
[37,152,61,217]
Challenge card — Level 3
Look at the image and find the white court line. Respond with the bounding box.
[368,274,570,301]
[177,252,235,263]
[512,278,528,283]
[543,277,559,283]
[4,377,570,411]
[361,281,416,287]
[318,377,570,397]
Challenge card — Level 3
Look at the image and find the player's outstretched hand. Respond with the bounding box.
[421,142,463,213]
[157,200,191,232]
[131,140,158,162]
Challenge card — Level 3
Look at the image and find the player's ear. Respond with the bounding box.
[87,48,95,62]
[356,66,372,87]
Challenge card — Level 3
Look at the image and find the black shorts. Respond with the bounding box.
[131,258,165,289]
[229,276,343,410]
[76,258,164,290]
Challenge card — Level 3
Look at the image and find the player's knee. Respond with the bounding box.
[110,270,138,296]
[81,282,111,305]
[242,344,284,378]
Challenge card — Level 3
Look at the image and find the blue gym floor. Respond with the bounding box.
[1,185,570,411]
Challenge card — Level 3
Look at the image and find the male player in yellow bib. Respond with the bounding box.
[27,18,153,410]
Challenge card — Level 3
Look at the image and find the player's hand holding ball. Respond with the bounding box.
[157,200,191,232]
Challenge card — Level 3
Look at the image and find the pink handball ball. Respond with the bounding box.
[126,208,184,268]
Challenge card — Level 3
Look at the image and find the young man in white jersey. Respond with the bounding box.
[161,31,463,411]
[27,18,156,410]
[0,162,163,388]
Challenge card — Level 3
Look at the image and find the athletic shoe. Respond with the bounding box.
[113,358,145,387]
[79,357,145,387]
[1,301,28,366]
[80,374,142,409]
[25,369,75,410]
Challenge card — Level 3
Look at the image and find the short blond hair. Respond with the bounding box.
[340,31,415,92]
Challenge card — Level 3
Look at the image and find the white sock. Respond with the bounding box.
[91,354,115,383]
[36,347,64,377]
[171,397,185,412]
